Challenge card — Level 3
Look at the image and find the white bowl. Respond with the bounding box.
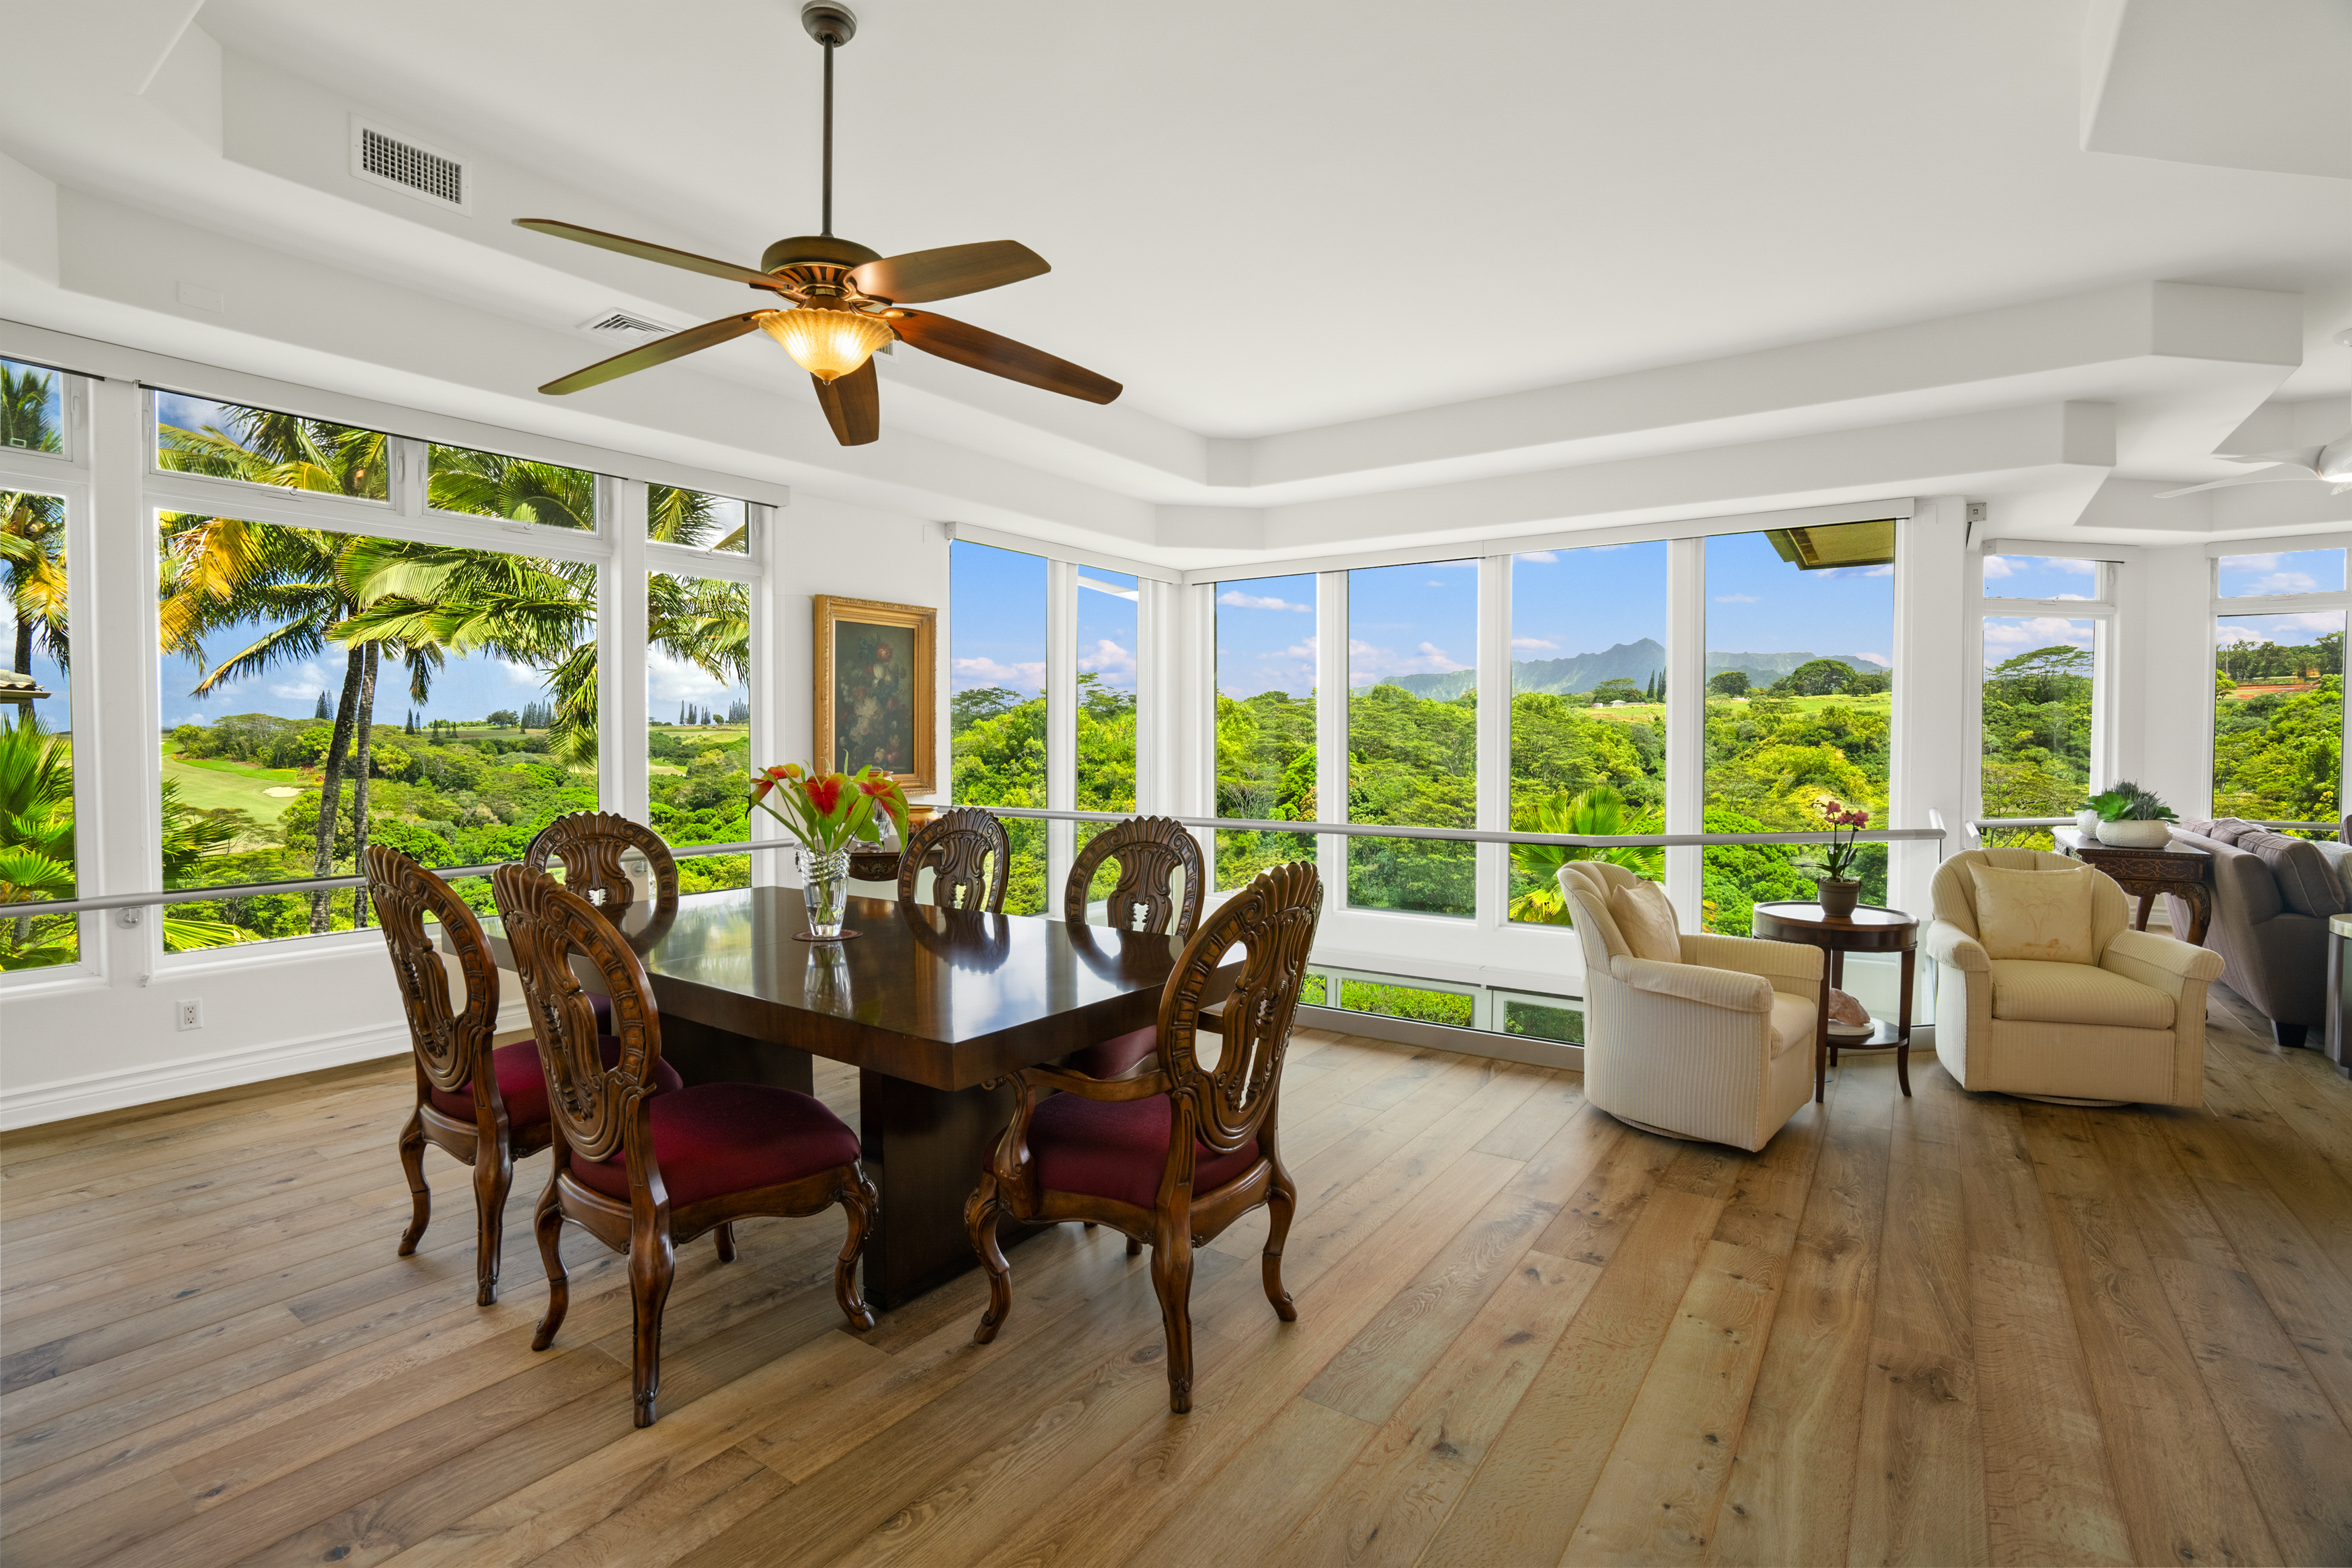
[2095,818,2172,848]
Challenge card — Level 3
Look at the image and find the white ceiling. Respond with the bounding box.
[189,0,2350,435]
[1,0,2347,563]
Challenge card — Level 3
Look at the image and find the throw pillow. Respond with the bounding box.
[2239,829,2348,918]
[2310,839,2352,909]
[1608,879,1683,963]
[2173,818,2215,840]
[2207,817,2258,845]
[1968,862,2095,964]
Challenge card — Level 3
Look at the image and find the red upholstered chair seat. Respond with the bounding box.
[430,1036,682,1128]
[1063,1024,1158,1081]
[1029,1090,1260,1211]
[571,1085,861,1210]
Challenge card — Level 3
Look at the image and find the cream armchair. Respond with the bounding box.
[1928,847,2223,1106]
[1559,862,1823,1151]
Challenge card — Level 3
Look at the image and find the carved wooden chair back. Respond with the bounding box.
[524,811,679,918]
[365,844,497,1104]
[897,806,1010,913]
[1062,816,1204,936]
[491,862,666,1170]
[1156,860,1325,1156]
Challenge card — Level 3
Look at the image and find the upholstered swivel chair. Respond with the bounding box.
[897,806,1011,913]
[494,863,875,1428]
[366,845,683,1305]
[1557,861,1823,1151]
[1926,847,2222,1106]
[965,861,1323,1413]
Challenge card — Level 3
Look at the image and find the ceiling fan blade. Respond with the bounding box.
[812,359,880,446]
[849,242,1049,304]
[538,313,769,395]
[888,311,1121,404]
[515,219,786,291]
[2154,463,2322,500]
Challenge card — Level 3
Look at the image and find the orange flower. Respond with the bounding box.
[803,775,844,815]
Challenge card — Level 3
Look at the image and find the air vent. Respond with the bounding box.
[577,309,679,341]
[349,117,469,213]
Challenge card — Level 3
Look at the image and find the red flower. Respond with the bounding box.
[803,775,844,814]
[875,644,892,662]
[749,764,797,804]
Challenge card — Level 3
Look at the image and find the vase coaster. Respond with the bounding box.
[792,930,862,941]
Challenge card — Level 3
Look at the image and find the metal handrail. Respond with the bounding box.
[2,839,766,920]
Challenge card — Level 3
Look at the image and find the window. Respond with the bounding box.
[649,572,752,892]
[430,442,595,530]
[1506,542,1667,925]
[1981,618,2098,847]
[1982,553,2101,599]
[2218,548,2345,599]
[1702,520,1896,934]
[1347,560,1477,917]
[2,361,73,969]
[650,484,749,553]
[2214,609,2344,833]
[948,540,1047,914]
[1075,569,1139,904]
[158,498,599,944]
[156,393,389,502]
[1214,573,1317,892]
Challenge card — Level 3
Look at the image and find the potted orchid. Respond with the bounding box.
[1798,795,1871,919]
[749,763,910,939]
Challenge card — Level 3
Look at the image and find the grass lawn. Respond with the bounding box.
[161,752,306,822]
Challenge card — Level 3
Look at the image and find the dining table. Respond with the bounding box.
[454,884,1240,1309]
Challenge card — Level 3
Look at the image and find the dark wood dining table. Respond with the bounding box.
[455,885,1239,1309]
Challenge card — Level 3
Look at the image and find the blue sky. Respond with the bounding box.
[1982,552,2100,600]
[2217,548,2344,599]
[1704,531,1893,664]
[1984,614,2095,671]
[1076,567,1137,693]
[1512,543,1668,664]
[1348,561,1479,689]
[950,542,1048,695]
[1216,572,1317,699]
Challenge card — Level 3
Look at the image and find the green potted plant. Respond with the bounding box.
[1798,795,1870,919]
[2085,780,2177,848]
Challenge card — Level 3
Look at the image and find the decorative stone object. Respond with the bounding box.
[2095,817,2173,848]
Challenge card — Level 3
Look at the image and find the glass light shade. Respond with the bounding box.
[758,307,894,382]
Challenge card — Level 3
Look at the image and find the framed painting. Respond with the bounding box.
[813,595,936,793]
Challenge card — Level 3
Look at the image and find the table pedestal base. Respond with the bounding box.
[858,1070,1048,1311]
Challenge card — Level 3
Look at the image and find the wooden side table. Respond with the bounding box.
[1750,902,1920,1102]
[2050,826,2211,945]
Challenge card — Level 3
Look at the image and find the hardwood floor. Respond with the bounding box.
[8,991,2352,1566]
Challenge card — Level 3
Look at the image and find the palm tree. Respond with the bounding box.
[2,364,68,685]
[1508,786,1666,925]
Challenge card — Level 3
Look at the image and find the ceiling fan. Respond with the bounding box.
[515,2,1119,446]
[2158,328,2352,498]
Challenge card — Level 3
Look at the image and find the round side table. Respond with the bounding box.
[1749,902,1921,1102]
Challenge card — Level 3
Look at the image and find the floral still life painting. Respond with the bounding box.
[813,595,937,794]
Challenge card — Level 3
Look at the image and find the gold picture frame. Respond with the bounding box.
[813,595,936,793]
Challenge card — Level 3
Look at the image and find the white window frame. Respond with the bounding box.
[2206,537,2352,827]
[1968,543,2124,833]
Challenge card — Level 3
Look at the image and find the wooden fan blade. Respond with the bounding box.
[888,311,1120,404]
[849,241,1048,304]
[812,359,880,446]
[538,313,769,395]
[515,220,786,291]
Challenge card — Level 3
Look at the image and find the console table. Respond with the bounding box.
[2051,826,2211,946]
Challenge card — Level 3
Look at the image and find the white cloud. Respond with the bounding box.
[1510,636,1560,651]
[1277,642,1316,661]
[2252,571,2319,594]
[1714,593,1760,603]
[1982,555,2019,579]
[1983,616,2094,654]
[952,655,1046,688]
[264,659,329,701]
[1218,590,1312,613]
[1850,651,1890,665]
[1516,551,1557,564]
[1427,581,1446,588]
[1862,563,1894,577]
[648,648,737,704]
[2217,611,2343,645]
[1347,637,1468,685]
[1078,638,1136,681]
[2225,553,2282,572]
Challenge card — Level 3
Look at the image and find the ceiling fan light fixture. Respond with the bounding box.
[759,305,895,381]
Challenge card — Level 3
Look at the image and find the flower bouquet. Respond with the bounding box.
[749,764,910,939]
[1798,796,1870,919]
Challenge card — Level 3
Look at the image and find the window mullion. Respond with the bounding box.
[1664,536,1704,928]
[604,477,650,821]
[1475,553,1510,933]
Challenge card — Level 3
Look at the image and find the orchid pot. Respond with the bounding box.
[1798,795,1873,920]
[1815,878,1862,919]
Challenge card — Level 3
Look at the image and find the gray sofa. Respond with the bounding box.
[2163,818,2348,1049]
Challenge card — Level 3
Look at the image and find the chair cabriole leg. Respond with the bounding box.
[396,1107,430,1256]
[1261,1163,1299,1322]
[835,1167,878,1331]
[629,1225,675,1428]
[530,1179,568,1352]
[714,1221,737,1264]
[965,1173,1012,1343]
[471,1133,512,1305]
[1149,1210,1197,1413]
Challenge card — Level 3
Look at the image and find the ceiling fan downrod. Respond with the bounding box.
[801,3,858,239]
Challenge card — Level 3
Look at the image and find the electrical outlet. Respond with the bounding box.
[176,998,203,1031]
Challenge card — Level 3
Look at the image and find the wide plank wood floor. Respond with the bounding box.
[8,989,2352,1566]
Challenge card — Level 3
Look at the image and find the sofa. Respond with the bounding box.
[2163,817,2352,1049]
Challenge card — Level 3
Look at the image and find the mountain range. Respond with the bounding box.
[1381,639,1887,699]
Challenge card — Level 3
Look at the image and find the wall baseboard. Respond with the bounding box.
[1296,1005,1584,1072]
[0,1001,534,1131]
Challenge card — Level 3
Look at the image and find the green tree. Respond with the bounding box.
[1506,786,1664,924]
[1,363,68,684]
[1708,669,1749,697]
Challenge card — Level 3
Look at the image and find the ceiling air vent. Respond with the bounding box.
[349,117,469,213]
[576,309,679,342]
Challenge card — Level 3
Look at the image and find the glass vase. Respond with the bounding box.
[798,846,852,939]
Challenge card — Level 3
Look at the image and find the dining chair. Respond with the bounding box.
[493,862,876,1428]
[897,806,1011,913]
[964,859,1324,1413]
[525,810,680,915]
[369,845,682,1304]
[1060,816,1207,1114]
